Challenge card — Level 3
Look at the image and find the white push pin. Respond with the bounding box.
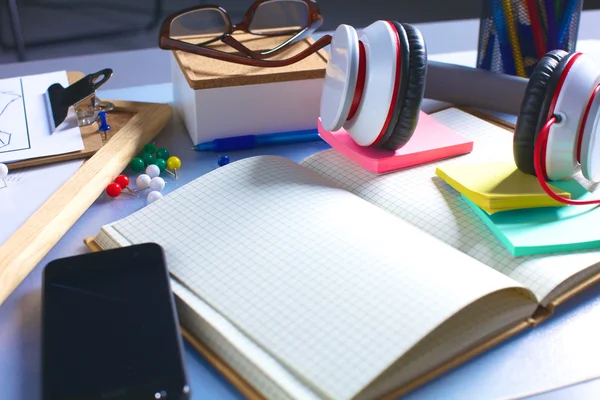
[135,173,151,192]
[0,163,8,188]
[147,190,163,204]
[146,164,160,179]
[149,176,165,192]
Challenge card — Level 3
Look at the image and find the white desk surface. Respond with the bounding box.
[2,11,600,400]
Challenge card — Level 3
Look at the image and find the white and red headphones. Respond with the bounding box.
[319,20,427,151]
[319,22,600,206]
[514,49,600,205]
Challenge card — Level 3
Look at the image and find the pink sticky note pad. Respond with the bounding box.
[318,111,474,174]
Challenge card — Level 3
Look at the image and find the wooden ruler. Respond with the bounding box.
[0,99,172,305]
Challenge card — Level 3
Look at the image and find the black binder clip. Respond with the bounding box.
[45,68,113,129]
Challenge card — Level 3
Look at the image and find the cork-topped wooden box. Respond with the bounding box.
[170,33,328,144]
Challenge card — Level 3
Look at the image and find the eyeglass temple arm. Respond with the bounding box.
[222,34,301,59]
[268,34,331,66]
[222,21,323,59]
[162,35,331,67]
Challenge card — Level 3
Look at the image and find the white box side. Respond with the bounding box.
[170,51,325,144]
[170,55,198,141]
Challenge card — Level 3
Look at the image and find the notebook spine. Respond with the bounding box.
[95,226,133,249]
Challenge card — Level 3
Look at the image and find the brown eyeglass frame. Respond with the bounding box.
[158,0,332,68]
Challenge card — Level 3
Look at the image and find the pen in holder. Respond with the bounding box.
[477,0,583,77]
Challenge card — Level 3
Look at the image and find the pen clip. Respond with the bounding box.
[46,68,113,129]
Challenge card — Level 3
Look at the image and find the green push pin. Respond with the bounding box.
[156,148,170,160]
[141,152,155,166]
[144,143,157,154]
[130,157,145,172]
[155,158,167,171]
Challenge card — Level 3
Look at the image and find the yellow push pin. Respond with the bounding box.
[166,156,181,179]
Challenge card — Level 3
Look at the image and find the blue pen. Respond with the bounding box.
[192,129,323,152]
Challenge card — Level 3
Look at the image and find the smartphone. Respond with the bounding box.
[41,243,190,400]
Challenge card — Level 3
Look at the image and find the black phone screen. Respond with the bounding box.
[42,243,190,400]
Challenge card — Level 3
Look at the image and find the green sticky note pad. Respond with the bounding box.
[462,180,600,257]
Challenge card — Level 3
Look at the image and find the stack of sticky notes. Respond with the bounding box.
[435,162,571,214]
[436,161,600,257]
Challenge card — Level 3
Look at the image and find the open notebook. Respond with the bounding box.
[89,108,600,400]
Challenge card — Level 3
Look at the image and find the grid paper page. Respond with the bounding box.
[104,155,530,400]
[300,108,600,304]
[171,280,321,400]
[358,288,537,400]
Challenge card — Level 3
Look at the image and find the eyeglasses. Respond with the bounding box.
[158,0,332,68]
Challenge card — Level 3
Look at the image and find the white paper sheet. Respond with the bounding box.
[0,159,83,245]
[0,71,84,163]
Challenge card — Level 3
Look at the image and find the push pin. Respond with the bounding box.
[218,155,230,167]
[0,163,8,188]
[98,111,111,143]
[106,175,137,198]
[156,147,170,160]
[114,174,135,195]
[141,152,155,167]
[130,157,145,173]
[166,156,181,179]
[146,164,161,179]
[149,176,166,192]
[154,158,167,172]
[106,182,136,198]
[143,142,157,154]
[147,190,163,204]
[135,173,152,192]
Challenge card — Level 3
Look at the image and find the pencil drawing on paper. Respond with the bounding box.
[0,131,10,149]
[0,85,26,153]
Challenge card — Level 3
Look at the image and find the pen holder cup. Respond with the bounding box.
[476,0,583,78]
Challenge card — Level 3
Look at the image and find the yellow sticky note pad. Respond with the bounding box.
[435,162,571,214]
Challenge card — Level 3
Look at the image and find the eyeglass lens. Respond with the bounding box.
[169,0,309,45]
[170,8,230,44]
[249,0,309,34]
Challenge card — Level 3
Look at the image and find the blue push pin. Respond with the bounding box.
[98,111,111,142]
[218,155,230,167]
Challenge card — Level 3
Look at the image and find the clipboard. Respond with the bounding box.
[6,71,136,169]
[0,76,173,306]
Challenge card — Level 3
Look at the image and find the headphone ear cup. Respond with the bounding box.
[320,24,360,132]
[376,22,427,150]
[514,50,568,175]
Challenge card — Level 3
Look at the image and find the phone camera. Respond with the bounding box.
[154,390,168,399]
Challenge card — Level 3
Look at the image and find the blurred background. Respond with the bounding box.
[2,0,600,64]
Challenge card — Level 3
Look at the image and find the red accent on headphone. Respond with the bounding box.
[540,52,582,180]
[577,83,600,162]
[535,116,600,205]
[534,52,600,205]
[347,42,366,121]
[370,21,402,146]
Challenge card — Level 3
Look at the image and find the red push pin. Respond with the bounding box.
[114,174,136,195]
[106,175,137,198]
[106,182,123,197]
